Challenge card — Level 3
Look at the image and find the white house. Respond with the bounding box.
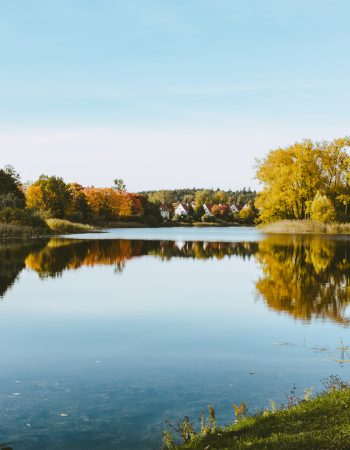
[174,202,189,216]
[159,203,170,220]
[203,203,213,216]
[230,203,241,214]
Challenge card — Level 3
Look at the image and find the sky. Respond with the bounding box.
[1,0,350,191]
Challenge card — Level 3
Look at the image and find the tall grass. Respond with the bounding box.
[0,223,49,238]
[261,220,350,234]
[46,218,98,234]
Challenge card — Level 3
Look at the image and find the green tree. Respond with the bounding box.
[113,179,126,192]
[148,190,175,205]
[194,190,212,210]
[0,165,25,208]
[212,190,229,204]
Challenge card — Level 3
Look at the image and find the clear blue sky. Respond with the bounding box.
[1,0,349,190]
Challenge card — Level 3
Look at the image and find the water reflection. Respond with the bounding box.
[0,239,48,297]
[1,235,350,325]
[255,236,350,325]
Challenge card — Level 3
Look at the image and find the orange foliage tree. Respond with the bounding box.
[83,188,143,222]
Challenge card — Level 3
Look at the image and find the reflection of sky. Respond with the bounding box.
[0,238,349,449]
[64,226,264,242]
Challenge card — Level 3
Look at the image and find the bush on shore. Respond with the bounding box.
[46,218,98,234]
[0,223,49,238]
[261,220,350,234]
[0,207,48,228]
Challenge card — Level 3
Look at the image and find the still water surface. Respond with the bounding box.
[0,227,350,449]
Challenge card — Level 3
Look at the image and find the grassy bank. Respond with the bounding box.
[262,220,350,234]
[46,218,99,234]
[165,384,350,450]
[0,223,49,239]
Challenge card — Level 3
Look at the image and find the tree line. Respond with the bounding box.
[140,187,256,208]
[0,167,257,228]
[0,168,161,228]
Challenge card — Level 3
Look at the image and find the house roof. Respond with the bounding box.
[174,202,191,212]
[203,203,212,212]
[160,203,170,212]
[230,203,242,211]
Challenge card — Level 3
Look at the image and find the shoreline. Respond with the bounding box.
[166,384,350,449]
[0,221,252,239]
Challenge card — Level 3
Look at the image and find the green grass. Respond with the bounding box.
[46,218,98,234]
[261,219,350,234]
[166,387,350,450]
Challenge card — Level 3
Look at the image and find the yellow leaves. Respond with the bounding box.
[25,184,45,210]
[256,138,350,223]
[83,188,142,220]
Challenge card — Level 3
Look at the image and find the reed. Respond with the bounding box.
[261,219,350,234]
[0,223,48,238]
[46,218,98,234]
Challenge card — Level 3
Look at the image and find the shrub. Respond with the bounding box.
[0,207,48,229]
[201,214,217,223]
[309,192,336,223]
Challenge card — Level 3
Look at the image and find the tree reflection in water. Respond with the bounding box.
[1,235,350,325]
[255,235,350,325]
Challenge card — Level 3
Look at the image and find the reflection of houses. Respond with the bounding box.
[175,240,186,250]
[159,203,170,220]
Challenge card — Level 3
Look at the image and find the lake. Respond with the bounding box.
[0,227,350,449]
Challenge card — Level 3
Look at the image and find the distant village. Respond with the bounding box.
[158,201,252,222]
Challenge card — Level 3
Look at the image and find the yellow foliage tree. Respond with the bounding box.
[255,137,350,223]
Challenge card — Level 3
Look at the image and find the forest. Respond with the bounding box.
[0,166,256,236]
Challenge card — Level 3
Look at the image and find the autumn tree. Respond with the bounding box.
[83,188,143,222]
[67,183,90,222]
[212,190,229,204]
[148,190,175,205]
[26,175,71,218]
[238,204,256,224]
[255,138,350,223]
[194,190,212,210]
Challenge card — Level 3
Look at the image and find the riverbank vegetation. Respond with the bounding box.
[46,218,98,234]
[0,166,50,238]
[164,378,350,450]
[261,219,350,234]
[0,165,258,236]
